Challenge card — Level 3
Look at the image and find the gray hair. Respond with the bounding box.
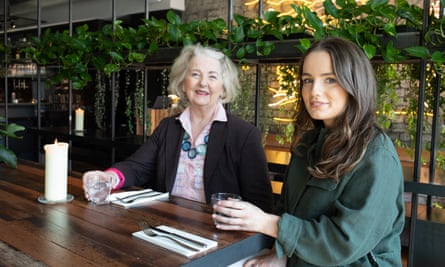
[168,44,240,105]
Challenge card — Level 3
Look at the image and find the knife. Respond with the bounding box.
[115,192,165,204]
[114,190,154,200]
[151,226,208,248]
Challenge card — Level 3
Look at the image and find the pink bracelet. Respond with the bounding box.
[105,168,125,190]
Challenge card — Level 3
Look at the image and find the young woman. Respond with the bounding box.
[82,44,273,212]
[213,37,405,266]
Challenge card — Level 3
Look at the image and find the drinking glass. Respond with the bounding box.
[86,171,112,205]
[211,193,241,224]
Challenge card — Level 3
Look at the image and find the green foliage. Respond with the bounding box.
[277,123,295,145]
[230,65,255,123]
[11,0,445,147]
[13,2,443,90]
[134,69,146,131]
[0,117,25,168]
[393,61,445,170]
[2,0,443,169]
[374,64,409,130]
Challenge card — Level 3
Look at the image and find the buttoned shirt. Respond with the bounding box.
[171,103,227,202]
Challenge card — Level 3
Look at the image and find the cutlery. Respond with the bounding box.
[137,222,200,252]
[115,192,163,203]
[139,221,208,248]
[114,190,153,200]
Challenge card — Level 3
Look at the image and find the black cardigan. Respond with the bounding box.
[112,112,273,212]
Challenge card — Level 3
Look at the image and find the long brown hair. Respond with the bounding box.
[294,37,381,180]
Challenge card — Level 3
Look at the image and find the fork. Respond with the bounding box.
[137,222,200,251]
[115,192,163,203]
[115,190,153,200]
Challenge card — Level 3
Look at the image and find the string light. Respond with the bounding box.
[267,66,299,123]
[430,0,442,18]
[245,0,369,17]
[244,0,438,125]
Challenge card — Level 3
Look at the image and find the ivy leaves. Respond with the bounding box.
[18,2,445,89]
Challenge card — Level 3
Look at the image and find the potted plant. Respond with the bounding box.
[0,117,25,168]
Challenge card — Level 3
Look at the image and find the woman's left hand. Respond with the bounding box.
[212,200,279,237]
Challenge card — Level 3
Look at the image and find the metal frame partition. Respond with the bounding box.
[406,0,445,266]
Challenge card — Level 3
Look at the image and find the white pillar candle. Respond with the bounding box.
[75,108,85,131]
[44,141,69,201]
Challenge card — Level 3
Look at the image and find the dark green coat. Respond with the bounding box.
[275,128,405,266]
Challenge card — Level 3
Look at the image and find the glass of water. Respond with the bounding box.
[86,171,112,205]
[211,192,242,224]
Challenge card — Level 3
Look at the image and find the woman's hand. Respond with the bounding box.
[242,249,286,267]
[212,200,280,237]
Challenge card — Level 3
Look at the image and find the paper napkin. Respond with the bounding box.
[132,225,218,258]
[110,189,169,208]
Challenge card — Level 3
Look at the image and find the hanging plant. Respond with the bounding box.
[19,2,443,90]
[124,70,134,134]
[134,69,146,133]
[93,21,146,76]
[231,64,255,121]
[374,63,406,130]
[23,24,94,90]
[112,71,120,116]
[160,68,169,96]
[424,14,445,75]
[94,70,106,129]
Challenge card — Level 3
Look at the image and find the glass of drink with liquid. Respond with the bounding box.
[86,171,112,205]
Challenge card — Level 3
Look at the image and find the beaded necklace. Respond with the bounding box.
[181,132,209,159]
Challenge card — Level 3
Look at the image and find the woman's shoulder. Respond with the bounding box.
[152,114,182,134]
[370,130,395,148]
[226,114,256,129]
[158,113,181,125]
[219,114,263,142]
[366,130,399,160]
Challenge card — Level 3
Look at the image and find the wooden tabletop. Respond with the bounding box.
[0,162,273,267]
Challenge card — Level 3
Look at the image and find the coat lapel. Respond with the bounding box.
[285,129,325,213]
[162,114,229,191]
[164,119,183,190]
[204,120,228,184]
[284,155,312,213]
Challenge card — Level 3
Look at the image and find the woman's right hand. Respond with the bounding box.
[242,250,286,267]
[213,200,280,238]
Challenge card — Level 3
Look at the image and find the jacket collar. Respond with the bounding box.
[164,110,231,191]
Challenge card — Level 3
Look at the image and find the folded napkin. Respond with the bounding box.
[132,225,218,258]
[110,189,169,208]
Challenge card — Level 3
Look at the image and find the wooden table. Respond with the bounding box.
[0,162,273,267]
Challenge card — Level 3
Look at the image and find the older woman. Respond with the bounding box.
[83,44,273,212]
